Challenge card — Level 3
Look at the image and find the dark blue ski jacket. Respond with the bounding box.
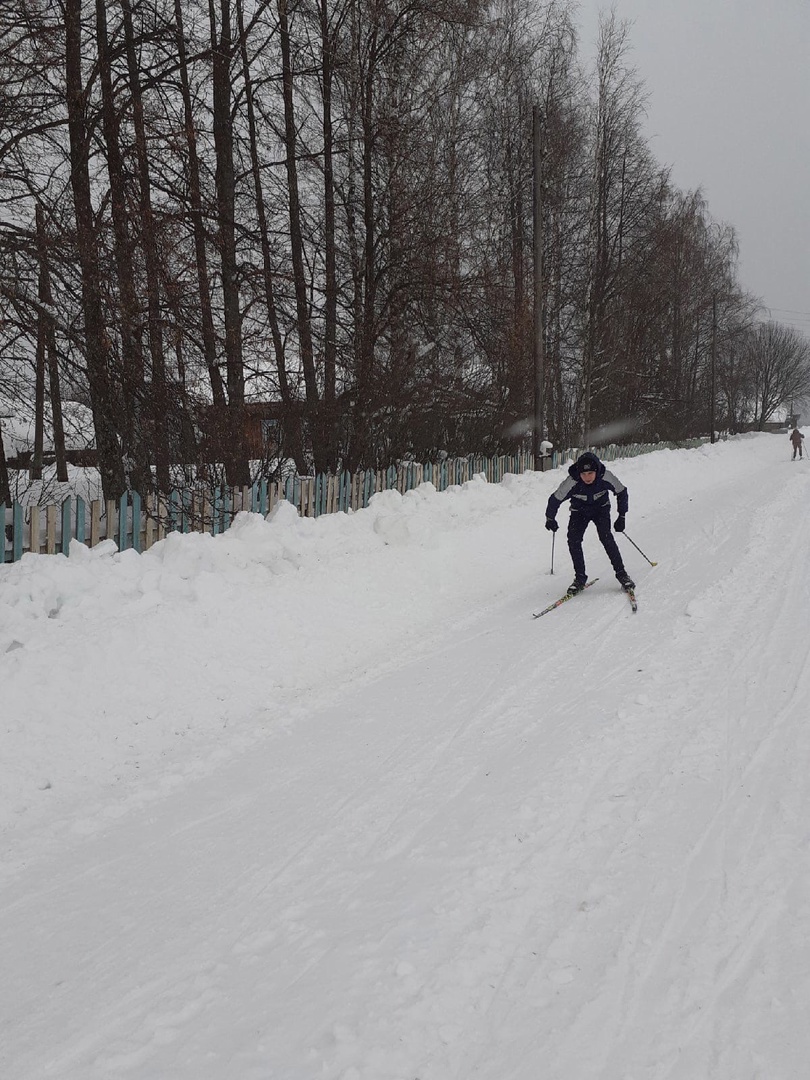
[545,457,628,521]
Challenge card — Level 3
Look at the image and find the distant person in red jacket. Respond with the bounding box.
[790,427,805,459]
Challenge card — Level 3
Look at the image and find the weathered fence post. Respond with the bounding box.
[61,499,71,555]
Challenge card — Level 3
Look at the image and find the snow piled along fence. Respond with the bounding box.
[2,440,704,562]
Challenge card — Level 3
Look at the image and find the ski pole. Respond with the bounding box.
[621,531,657,567]
[550,531,555,574]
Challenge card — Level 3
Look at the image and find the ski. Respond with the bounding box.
[624,587,638,613]
[532,578,598,619]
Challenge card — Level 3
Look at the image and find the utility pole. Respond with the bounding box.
[532,105,545,470]
[710,293,717,444]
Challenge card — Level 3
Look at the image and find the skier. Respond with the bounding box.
[789,427,804,459]
[545,450,634,596]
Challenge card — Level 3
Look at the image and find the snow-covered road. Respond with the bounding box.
[3,434,810,1079]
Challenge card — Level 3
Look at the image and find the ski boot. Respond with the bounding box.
[567,576,588,597]
[616,570,635,592]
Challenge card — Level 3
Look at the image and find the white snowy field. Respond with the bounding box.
[2,432,810,1080]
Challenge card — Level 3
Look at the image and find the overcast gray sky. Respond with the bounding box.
[575,0,810,334]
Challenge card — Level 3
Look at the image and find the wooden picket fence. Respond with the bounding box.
[1,451,535,562]
[1,439,706,563]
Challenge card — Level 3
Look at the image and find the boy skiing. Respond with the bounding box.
[545,451,634,596]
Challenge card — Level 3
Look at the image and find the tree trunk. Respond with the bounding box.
[174,0,226,412]
[278,0,323,470]
[0,422,11,507]
[95,0,150,492]
[36,203,68,483]
[210,0,249,486]
[32,291,46,481]
[319,0,338,469]
[235,0,305,473]
[120,0,171,492]
[345,22,378,471]
[65,0,125,499]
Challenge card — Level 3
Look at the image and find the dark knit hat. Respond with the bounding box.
[576,452,600,474]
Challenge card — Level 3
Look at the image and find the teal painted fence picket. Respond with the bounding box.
[1,440,705,563]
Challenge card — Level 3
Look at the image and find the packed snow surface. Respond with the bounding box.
[3,433,810,1079]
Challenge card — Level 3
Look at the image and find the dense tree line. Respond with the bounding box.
[1,0,808,500]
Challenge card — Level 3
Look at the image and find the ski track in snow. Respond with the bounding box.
[3,436,810,1079]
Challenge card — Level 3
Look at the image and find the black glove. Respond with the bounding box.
[614,515,626,532]
[545,518,558,533]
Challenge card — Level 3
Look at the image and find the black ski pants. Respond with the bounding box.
[568,508,626,580]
